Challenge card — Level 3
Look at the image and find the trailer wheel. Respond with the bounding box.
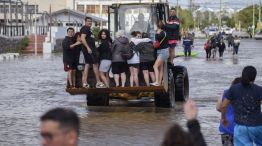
[173,66,189,101]
[86,93,109,106]
[154,68,176,108]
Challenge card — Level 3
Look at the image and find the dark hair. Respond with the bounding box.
[98,29,112,42]
[241,66,257,86]
[131,31,137,37]
[85,16,92,22]
[40,108,80,135]
[142,32,148,38]
[170,8,176,11]
[67,27,74,32]
[74,32,81,42]
[136,31,141,35]
[157,21,164,29]
[231,77,242,86]
[162,124,194,146]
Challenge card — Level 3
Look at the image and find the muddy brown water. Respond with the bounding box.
[0,39,262,146]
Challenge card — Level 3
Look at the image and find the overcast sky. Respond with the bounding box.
[169,0,261,10]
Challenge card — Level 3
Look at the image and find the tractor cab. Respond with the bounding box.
[108,2,170,39]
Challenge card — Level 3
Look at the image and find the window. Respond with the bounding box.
[77,5,84,12]
[102,5,108,14]
[86,5,95,14]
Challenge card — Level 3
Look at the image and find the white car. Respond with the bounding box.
[254,31,262,40]
[232,31,250,38]
[224,28,233,35]
[208,28,218,36]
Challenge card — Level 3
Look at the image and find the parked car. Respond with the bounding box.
[208,28,218,36]
[232,31,250,38]
[254,31,262,40]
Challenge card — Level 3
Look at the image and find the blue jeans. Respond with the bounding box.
[234,124,262,146]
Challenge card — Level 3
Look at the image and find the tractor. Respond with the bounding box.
[66,1,189,108]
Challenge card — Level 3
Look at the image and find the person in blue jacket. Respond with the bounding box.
[216,77,241,146]
[182,33,193,57]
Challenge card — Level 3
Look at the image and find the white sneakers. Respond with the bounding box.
[83,82,107,88]
[83,83,90,88]
[150,82,160,86]
[96,82,107,88]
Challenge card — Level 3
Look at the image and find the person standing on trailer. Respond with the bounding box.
[97,29,112,88]
[151,22,169,86]
[80,17,106,88]
[164,8,180,64]
[136,32,156,86]
[62,28,82,88]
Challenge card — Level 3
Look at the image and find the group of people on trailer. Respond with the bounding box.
[204,33,241,59]
[63,8,180,89]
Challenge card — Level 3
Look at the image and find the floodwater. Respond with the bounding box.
[0,39,262,146]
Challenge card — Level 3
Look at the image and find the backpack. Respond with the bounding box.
[120,42,136,60]
[204,42,209,50]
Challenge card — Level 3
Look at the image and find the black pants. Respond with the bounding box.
[205,49,211,58]
[184,47,191,56]
[219,49,225,57]
[233,46,239,55]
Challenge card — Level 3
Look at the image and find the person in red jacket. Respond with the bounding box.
[164,8,180,64]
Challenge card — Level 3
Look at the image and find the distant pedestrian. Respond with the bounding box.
[40,108,79,146]
[227,34,234,51]
[204,39,212,59]
[222,66,262,146]
[211,34,219,58]
[233,36,240,55]
[218,39,226,58]
[183,33,193,57]
[216,77,242,146]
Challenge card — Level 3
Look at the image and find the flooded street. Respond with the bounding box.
[0,39,262,146]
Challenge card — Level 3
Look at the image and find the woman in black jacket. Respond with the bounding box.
[218,39,226,58]
[151,22,169,86]
[97,29,112,88]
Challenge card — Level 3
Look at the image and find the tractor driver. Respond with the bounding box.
[130,13,149,33]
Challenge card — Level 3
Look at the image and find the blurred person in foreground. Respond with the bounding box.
[216,77,242,146]
[161,99,207,146]
[222,66,262,146]
[40,108,80,146]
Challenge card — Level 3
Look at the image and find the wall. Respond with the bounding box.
[0,36,23,53]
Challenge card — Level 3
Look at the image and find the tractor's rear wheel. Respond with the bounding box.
[173,66,189,101]
[154,68,176,108]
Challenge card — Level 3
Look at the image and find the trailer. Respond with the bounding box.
[66,1,189,108]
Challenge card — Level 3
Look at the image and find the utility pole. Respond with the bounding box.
[259,0,261,22]
[252,0,255,37]
[34,0,37,55]
[219,0,222,31]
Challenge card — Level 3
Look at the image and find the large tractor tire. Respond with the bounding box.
[173,66,189,101]
[86,93,109,106]
[154,66,176,108]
